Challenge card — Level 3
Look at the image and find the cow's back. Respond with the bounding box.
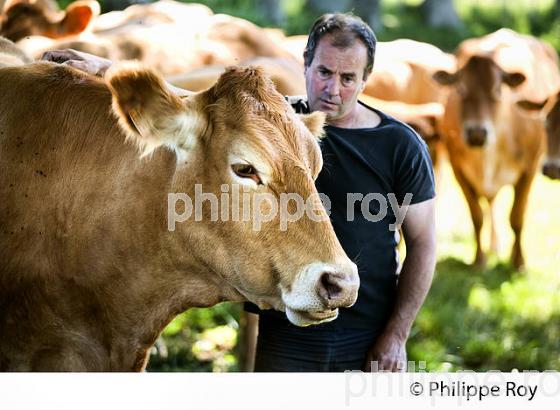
[0,62,175,282]
[0,62,179,370]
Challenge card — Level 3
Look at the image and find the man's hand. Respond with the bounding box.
[363,331,407,372]
[41,49,113,77]
[363,199,436,373]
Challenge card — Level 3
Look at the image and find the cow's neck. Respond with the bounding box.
[86,149,245,370]
[104,262,238,370]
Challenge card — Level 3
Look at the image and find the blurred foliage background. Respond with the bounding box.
[52,0,560,371]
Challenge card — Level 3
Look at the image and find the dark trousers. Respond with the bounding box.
[253,316,380,372]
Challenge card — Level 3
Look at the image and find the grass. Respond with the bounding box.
[408,160,560,371]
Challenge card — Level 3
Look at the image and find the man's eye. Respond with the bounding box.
[231,163,262,184]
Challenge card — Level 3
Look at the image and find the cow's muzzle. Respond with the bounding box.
[317,270,360,309]
[281,261,360,327]
[465,126,487,147]
[543,161,560,179]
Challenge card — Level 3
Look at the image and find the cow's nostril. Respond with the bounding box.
[466,127,487,146]
[320,272,343,300]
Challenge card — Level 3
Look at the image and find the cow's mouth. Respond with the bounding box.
[285,307,339,327]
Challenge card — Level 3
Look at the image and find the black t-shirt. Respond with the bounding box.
[246,98,435,329]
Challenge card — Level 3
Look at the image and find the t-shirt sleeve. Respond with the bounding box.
[244,301,260,314]
[393,127,436,205]
[285,95,310,114]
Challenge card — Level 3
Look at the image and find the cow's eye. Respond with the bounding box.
[231,163,262,185]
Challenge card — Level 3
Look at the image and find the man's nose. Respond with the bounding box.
[326,77,340,96]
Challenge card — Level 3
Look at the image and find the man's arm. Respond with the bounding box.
[41,49,192,97]
[42,49,113,77]
[364,198,436,371]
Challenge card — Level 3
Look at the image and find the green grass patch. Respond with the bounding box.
[409,166,560,371]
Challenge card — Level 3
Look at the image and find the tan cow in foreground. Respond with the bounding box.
[434,29,560,269]
[0,43,359,370]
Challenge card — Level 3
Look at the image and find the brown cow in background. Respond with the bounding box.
[434,29,560,269]
[0,0,99,41]
[1,0,295,76]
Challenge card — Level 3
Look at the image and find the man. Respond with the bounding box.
[42,12,436,372]
[246,13,436,372]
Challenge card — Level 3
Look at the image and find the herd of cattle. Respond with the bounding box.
[0,0,559,370]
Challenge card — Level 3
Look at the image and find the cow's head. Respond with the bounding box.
[0,0,99,42]
[105,62,359,326]
[434,55,525,147]
[517,91,560,180]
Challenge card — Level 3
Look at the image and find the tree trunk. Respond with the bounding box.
[420,0,462,29]
[102,0,152,13]
[307,0,352,15]
[258,0,285,26]
[306,0,381,33]
[237,312,259,372]
[351,0,382,32]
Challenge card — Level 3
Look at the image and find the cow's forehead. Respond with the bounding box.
[210,66,286,109]
[242,112,319,169]
[455,56,503,98]
[202,66,320,176]
[461,57,498,81]
[206,67,293,130]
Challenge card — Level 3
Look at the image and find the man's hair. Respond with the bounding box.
[303,13,377,80]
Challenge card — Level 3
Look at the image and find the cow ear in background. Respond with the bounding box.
[433,70,457,86]
[299,111,326,140]
[502,71,526,88]
[106,62,208,158]
[59,0,100,37]
[516,98,548,112]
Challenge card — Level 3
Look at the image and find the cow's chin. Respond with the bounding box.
[285,307,339,327]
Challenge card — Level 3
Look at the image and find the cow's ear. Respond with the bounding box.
[516,98,548,112]
[106,62,207,157]
[59,1,100,37]
[433,70,457,86]
[503,72,526,88]
[299,111,326,140]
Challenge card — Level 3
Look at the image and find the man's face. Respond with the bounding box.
[305,35,369,125]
